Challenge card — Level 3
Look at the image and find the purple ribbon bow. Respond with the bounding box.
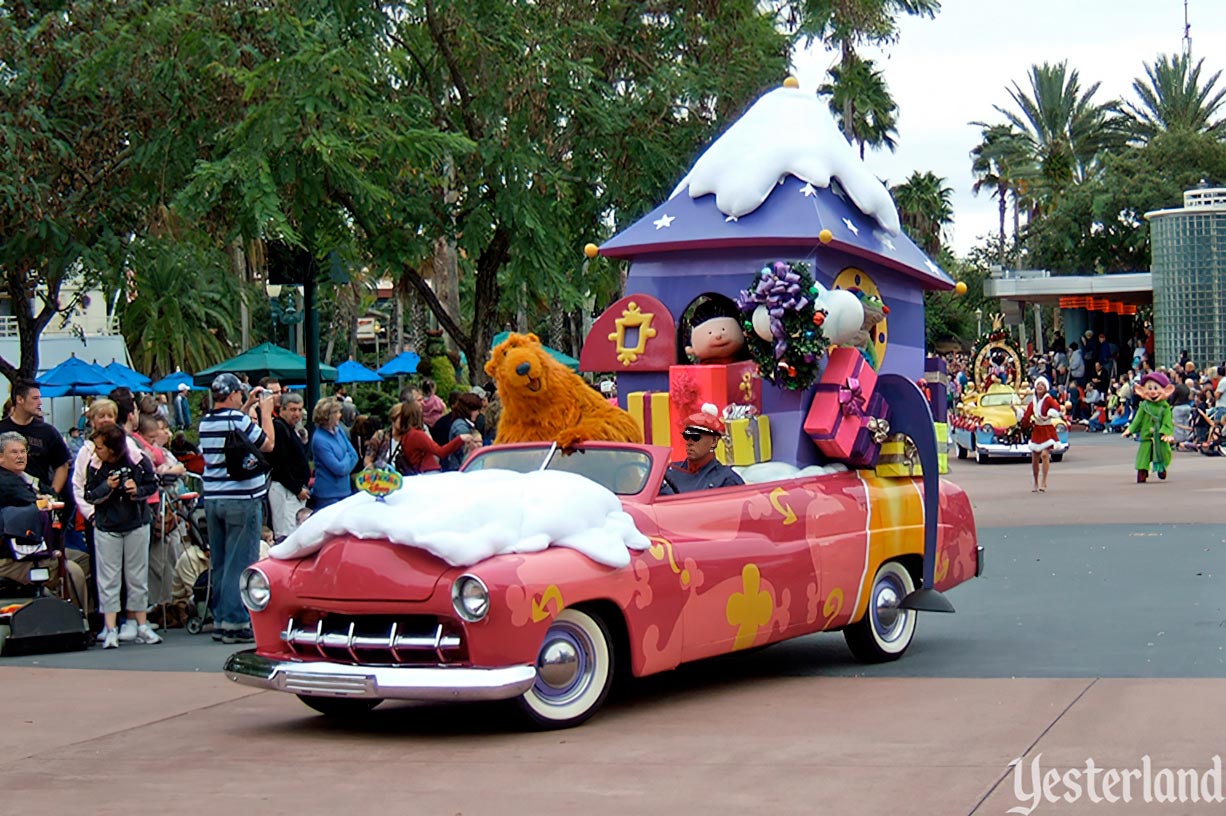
[838,377,866,417]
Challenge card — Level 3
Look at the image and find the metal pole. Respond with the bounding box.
[305,272,320,419]
[1034,303,1044,354]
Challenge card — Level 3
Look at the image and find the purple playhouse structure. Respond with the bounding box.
[581,85,955,466]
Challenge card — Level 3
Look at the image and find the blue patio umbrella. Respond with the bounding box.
[376,351,422,377]
[36,356,120,397]
[104,360,153,391]
[336,359,384,383]
[151,371,206,393]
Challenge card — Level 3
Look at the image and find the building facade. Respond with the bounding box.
[1146,188,1226,368]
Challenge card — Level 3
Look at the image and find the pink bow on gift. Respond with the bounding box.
[838,377,866,417]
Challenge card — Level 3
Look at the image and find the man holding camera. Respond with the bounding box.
[198,374,274,644]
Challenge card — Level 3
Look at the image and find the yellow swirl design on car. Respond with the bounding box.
[726,564,773,650]
[530,585,565,623]
[648,536,691,587]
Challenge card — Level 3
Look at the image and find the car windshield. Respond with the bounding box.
[463,445,653,495]
[980,393,1016,407]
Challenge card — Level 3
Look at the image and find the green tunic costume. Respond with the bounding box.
[1127,399,1174,473]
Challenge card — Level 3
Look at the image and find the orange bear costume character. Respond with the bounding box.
[485,333,643,448]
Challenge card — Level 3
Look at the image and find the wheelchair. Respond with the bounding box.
[0,503,90,656]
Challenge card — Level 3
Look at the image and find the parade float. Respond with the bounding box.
[224,82,982,730]
[950,314,1069,463]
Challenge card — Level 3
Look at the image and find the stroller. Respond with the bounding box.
[162,477,214,636]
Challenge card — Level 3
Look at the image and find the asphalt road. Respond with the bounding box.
[9,430,1223,680]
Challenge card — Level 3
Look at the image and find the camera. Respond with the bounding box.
[113,467,132,481]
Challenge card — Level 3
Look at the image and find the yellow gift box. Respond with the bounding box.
[627,391,671,446]
[875,425,949,477]
[716,416,772,466]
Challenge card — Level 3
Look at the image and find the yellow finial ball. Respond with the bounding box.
[583,243,599,259]
[783,76,800,89]
[954,281,968,296]
[818,228,833,244]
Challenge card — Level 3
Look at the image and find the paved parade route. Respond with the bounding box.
[5,432,1225,814]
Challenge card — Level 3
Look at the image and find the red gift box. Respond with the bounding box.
[668,361,762,460]
[804,347,879,461]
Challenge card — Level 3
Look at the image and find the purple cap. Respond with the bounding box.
[1138,371,1169,389]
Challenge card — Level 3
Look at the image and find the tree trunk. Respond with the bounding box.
[998,189,1007,265]
[432,236,461,357]
[840,41,854,141]
[467,225,511,382]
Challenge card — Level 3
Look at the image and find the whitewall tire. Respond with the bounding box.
[516,607,614,729]
[844,561,917,663]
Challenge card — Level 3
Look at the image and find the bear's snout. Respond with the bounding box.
[515,362,530,376]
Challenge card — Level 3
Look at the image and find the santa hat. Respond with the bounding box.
[683,403,725,436]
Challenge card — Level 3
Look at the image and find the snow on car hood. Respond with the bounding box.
[269,469,651,569]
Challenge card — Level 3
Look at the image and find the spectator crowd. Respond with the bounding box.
[945,325,1226,456]
[0,372,504,651]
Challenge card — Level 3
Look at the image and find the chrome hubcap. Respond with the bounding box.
[872,577,909,643]
[537,638,580,689]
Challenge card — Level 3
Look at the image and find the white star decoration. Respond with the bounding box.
[880,237,896,252]
[925,259,942,275]
[653,214,675,230]
[799,183,817,198]
[841,217,859,236]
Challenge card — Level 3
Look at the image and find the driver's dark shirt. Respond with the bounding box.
[663,457,744,493]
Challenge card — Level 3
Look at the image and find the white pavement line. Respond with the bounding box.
[965,677,1099,816]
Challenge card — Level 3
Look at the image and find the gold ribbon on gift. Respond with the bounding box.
[866,416,891,444]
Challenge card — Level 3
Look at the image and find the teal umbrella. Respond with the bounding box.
[490,332,579,372]
[195,342,338,385]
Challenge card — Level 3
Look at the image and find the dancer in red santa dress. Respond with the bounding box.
[1020,376,1063,493]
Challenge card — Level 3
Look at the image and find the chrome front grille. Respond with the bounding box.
[280,671,373,696]
[282,614,463,666]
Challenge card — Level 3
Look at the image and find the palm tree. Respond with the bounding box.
[1123,53,1226,141]
[792,0,941,139]
[891,170,953,257]
[992,61,1123,214]
[121,238,240,379]
[818,53,899,157]
[970,123,1030,262]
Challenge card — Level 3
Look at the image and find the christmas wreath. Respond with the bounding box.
[736,260,827,391]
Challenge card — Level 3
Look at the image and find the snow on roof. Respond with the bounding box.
[269,469,651,569]
[672,86,901,234]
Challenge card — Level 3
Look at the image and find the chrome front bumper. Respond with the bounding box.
[224,650,537,702]
[977,442,1069,458]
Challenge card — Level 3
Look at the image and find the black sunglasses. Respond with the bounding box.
[682,429,712,442]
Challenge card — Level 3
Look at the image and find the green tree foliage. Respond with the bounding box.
[788,0,939,139]
[970,124,1031,262]
[891,170,953,257]
[1025,130,1226,274]
[817,53,898,157]
[1123,53,1226,141]
[390,0,792,372]
[992,61,1124,215]
[120,237,240,378]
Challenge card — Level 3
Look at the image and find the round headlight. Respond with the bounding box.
[451,574,489,622]
[240,567,271,612]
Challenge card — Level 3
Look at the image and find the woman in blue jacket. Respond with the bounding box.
[309,397,358,509]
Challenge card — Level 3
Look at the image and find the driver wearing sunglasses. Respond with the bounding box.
[661,409,744,494]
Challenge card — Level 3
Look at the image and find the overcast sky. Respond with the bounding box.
[791,0,1226,258]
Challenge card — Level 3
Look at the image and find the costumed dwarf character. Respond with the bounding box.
[686,299,747,364]
[848,290,888,369]
[1123,371,1175,483]
[1019,376,1062,493]
[661,405,745,494]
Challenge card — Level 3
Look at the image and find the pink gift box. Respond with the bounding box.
[668,361,761,460]
[804,347,879,460]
